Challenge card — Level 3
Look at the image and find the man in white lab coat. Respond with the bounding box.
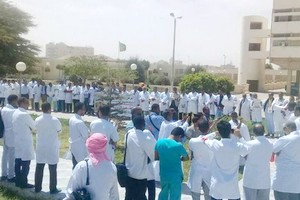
[33,81,42,111]
[272,93,288,137]
[263,93,275,137]
[272,121,300,200]
[160,88,170,113]
[178,91,188,120]
[250,93,263,123]
[188,118,215,200]
[34,103,62,194]
[229,112,251,141]
[12,97,35,188]
[72,82,81,110]
[46,82,55,106]
[1,95,18,182]
[69,102,89,169]
[149,87,161,107]
[198,91,209,114]
[204,120,250,200]
[221,92,237,115]
[64,82,73,113]
[57,81,66,112]
[187,89,198,116]
[90,105,119,162]
[139,87,150,115]
[238,93,251,121]
[242,124,273,200]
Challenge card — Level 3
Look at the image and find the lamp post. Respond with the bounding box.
[191,67,195,73]
[170,13,182,87]
[130,63,137,88]
[223,54,226,68]
[16,62,27,96]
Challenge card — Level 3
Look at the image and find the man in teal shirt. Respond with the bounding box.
[155,127,189,200]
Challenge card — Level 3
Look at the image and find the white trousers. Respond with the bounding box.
[1,143,15,179]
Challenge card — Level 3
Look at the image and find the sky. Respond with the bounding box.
[10,0,273,67]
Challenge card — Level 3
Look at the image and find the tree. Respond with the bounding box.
[125,58,150,83]
[0,0,40,75]
[64,56,106,84]
[215,76,235,93]
[179,72,234,93]
[102,68,137,83]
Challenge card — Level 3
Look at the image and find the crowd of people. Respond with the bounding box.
[1,79,300,200]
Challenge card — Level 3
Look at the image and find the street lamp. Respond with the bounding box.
[223,54,226,68]
[170,12,182,87]
[130,63,137,87]
[16,62,26,96]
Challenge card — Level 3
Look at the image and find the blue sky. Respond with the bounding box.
[11,0,273,66]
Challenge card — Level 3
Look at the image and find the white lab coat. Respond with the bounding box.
[158,120,189,139]
[1,104,16,147]
[238,98,251,121]
[72,86,81,100]
[198,93,209,113]
[139,91,150,112]
[4,84,11,100]
[90,119,119,161]
[0,83,5,98]
[222,95,237,115]
[65,159,119,200]
[178,93,188,113]
[272,98,288,134]
[12,107,35,160]
[35,114,62,164]
[187,92,198,114]
[187,132,215,193]
[149,91,161,106]
[33,85,42,103]
[88,87,95,106]
[160,92,170,112]
[272,131,300,193]
[132,90,140,107]
[205,138,250,199]
[57,84,66,100]
[69,114,89,162]
[208,94,217,116]
[46,85,55,98]
[251,98,263,122]
[243,136,273,189]
[229,120,251,141]
[65,86,73,104]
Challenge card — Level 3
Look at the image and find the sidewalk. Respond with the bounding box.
[24,110,276,200]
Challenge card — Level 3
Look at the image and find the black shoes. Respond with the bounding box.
[21,183,35,189]
[50,188,62,194]
[7,177,15,183]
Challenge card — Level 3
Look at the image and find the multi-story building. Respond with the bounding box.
[46,42,94,58]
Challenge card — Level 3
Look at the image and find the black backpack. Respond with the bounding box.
[0,110,4,138]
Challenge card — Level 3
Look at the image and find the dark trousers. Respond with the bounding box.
[147,180,156,200]
[35,163,57,192]
[15,158,30,188]
[21,94,29,99]
[57,100,65,112]
[73,100,79,112]
[34,102,40,111]
[211,198,240,200]
[84,98,89,114]
[66,103,72,113]
[72,154,78,170]
[125,177,147,200]
[41,94,47,103]
[0,97,4,106]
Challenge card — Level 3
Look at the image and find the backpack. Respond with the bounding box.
[0,110,4,138]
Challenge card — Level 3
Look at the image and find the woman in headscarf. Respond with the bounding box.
[64,133,119,200]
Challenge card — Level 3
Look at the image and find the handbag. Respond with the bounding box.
[72,159,92,200]
[116,132,129,187]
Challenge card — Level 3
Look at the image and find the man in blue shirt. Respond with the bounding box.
[145,104,164,140]
[155,127,189,200]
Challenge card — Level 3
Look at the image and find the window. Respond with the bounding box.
[273,40,300,47]
[250,22,262,30]
[248,43,261,51]
[274,15,300,22]
[273,8,293,13]
[273,33,291,37]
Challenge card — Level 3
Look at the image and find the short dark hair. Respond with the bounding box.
[217,120,231,138]
[17,97,29,106]
[284,121,297,132]
[253,124,264,136]
[151,104,160,112]
[41,102,51,113]
[171,127,185,138]
[198,118,210,133]
[131,107,143,119]
[288,102,296,111]
[98,105,110,116]
[133,116,145,130]
[74,102,85,113]
[7,95,18,104]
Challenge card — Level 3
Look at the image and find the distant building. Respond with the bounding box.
[46,42,94,58]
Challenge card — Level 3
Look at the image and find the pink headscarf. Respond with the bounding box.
[86,133,110,166]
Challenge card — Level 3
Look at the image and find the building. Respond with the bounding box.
[46,42,94,58]
[239,0,300,94]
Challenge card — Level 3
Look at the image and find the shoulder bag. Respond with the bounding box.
[116,132,129,187]
[72,159,92,200]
